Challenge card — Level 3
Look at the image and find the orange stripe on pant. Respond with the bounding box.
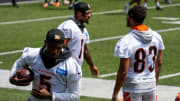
[175,92,180,101]
[119,99,124,101]
[123,92,131,101]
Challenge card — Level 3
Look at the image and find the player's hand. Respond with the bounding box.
[9,71,31,86]
[112,96,119,101]
[31,88,52,99]
[90,65,99,77]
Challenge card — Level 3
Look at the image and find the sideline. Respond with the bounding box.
[0,69,179,101]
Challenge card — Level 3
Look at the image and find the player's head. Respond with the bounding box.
[45,29,65,59]
[127,5,147,27]
[74,2,91,23]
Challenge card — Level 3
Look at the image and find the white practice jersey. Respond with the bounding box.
[58,18,90,66]
[10,47,82,101]
[114,29,165,93]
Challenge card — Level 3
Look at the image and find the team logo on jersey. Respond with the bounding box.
[56,67,67,76]
[84,32,89,37]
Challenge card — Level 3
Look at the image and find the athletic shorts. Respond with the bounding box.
[123,90,157,101]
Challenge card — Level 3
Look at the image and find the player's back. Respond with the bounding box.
[127,29,164,79]
[58,18,90,66]
[115,28,164,93]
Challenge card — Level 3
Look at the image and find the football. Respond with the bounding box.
[17,68,34,82]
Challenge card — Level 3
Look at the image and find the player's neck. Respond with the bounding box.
[75,16,83,24]
[131,24,149,31]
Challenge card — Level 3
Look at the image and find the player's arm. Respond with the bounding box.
[31,87,52,99]
[64,38,70,46]
[9,48,31,86]
[84,44,99,77]
[58,24,72,47]
[51,79,80,101]
[31,77,80,101]
[51,62,81,101]
[9,58,31,86]
[155,50,163,85]
[112,58,130,101]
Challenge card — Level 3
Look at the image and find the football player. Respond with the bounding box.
[68,0,78,9]
[12,0,19,8]
[175,92,180,101]
[143,0,162,10]
[165,0,171,4]
[112,6,164,101]
[124,0,162,13]
[57,2,99,77]
[43,0,70,8]
[9,29,81,101]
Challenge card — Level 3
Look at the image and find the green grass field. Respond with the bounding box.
[0,0,180,100]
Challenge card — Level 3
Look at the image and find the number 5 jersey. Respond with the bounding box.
[10,47,82,101]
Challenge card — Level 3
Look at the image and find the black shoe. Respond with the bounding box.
[68,4,73,9]
[156,6,162,10]
[165,0,171,4]
[13,4,19,8]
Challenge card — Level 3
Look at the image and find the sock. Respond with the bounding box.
[156,2,160,7]
[144,2,147,7]
[12,0,16,6]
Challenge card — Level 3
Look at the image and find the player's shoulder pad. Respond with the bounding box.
[22,47,40,59]
[58,20,75,34]
[151,30,163,42]
[117,34,132,46]
[63,19,75,28]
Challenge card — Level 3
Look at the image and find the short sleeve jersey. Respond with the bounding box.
[115,30,165,79]
[58,18,90,67]
[10,47,82,101]
[114,30,165,93]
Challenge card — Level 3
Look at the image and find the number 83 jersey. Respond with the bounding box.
[114,29,165,93]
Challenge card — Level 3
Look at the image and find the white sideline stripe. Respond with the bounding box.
[162,21,180,24]
[156,27,180,32]
[0,27,180,56]
[0,9,123,25]
[89,35,123,43]
[92,10,123,15]
[99,72,180,79]
[0,50,23,56]
[0,15,73,25]
[99,72,117,78]
[147,3,180,9]
[159,72,180,79]
[0,10,123,25]
[157,27,180,32]
[0,3,180,25]
[152,17,180,21]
